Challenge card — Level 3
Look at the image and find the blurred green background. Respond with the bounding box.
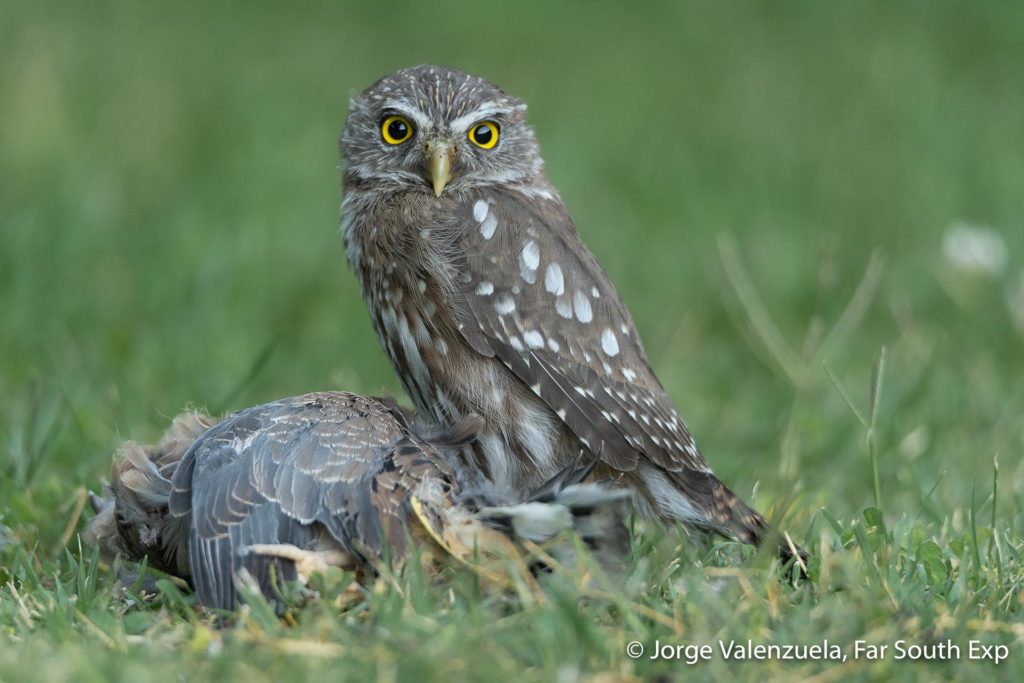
[4,0,1022,509]
[2,1,1023,680]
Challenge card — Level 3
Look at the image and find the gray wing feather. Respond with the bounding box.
[168,391,455,610]
[189,504,310,611]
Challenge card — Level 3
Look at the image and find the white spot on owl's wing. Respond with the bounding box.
[475,281,494,296]
[555,296,573,319]
[544,262,564,295]
[573,291,593,323]
[495,295,516,315]
[519,240,540,283]
[523,330,545,349]
[523,241,540,267]
[601,328,620,357]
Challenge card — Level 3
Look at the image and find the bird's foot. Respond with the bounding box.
[244,544,353,583]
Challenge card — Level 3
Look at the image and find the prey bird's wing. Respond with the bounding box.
[167,391,456,609]
[450,189,709,474]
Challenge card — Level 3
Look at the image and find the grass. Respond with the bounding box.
[2,1,1023,680]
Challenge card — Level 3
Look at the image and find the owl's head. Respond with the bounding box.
[341,65,545,197]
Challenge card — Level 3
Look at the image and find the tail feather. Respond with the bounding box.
[710,481,808,573]
[664,468,807,574]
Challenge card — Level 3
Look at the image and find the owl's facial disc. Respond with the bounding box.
[343,67,544,197]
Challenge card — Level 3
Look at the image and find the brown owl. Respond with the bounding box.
[341,66,801,564]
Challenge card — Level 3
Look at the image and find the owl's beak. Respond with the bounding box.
[424,143,453,197]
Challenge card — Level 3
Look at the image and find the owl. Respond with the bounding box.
[87,392,628,610]
[341,65,800,563]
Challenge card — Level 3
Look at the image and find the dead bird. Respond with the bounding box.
[86,391,630,611]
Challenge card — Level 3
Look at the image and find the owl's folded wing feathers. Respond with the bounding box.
[450,189,711,475]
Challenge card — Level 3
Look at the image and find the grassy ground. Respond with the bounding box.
[2,1,1023,681]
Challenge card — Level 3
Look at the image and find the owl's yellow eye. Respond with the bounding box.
[468,121,499,149]
[381,115,414,145]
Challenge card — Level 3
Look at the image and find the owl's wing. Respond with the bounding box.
[450,189,708,474]
[167,391,456,610]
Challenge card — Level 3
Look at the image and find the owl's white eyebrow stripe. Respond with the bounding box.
[381,100,431,128]
[448,105,513,132]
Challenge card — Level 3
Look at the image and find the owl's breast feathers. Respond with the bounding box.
[343,191,465,412]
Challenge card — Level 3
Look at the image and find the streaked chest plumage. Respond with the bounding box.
[343,190,566,494]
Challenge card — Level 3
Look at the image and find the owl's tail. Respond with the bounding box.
[668,468,808,574]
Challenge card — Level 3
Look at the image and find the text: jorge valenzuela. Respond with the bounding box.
[647,639,1009,664]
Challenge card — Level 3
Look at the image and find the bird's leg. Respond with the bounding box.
[245,544,354,582]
